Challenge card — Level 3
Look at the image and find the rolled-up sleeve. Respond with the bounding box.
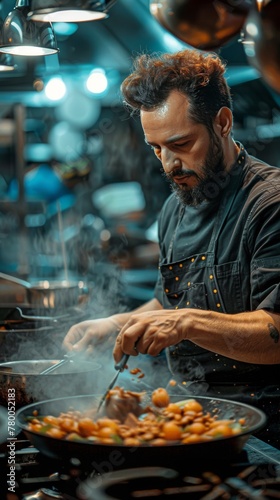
[251,260,280,312]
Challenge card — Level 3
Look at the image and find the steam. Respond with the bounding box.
[0,186,166,406]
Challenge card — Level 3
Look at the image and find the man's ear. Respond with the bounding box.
[214,107,233,138]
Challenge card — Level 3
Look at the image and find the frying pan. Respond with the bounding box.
[0,360,102,408]
[16,394,266,469]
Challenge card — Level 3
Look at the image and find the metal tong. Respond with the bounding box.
[96,353,130,412]
[39,351,77,375]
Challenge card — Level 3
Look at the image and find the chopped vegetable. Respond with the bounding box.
[25,389,246,446]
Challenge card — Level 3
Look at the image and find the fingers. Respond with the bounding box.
[62,322,93,353]
[72,333,93,352]
[113,322,144,362]
[113,320,169,363]
[62,328,82,352]
[113,333,127,363]
[113,332,139,363]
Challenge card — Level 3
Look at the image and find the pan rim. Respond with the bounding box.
[15,393,267,448]
[0,359,102,375]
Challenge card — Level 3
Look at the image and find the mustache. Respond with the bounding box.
[165,168,199,181]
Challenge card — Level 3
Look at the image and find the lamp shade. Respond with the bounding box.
[28,0,117,23]
[150,0,250,50]
[244,0,280,94]
[0,13,14,70]
[0,1,58,56]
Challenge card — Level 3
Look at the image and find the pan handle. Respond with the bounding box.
[0,272,31,289]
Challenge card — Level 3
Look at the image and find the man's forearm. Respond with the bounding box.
[186,308,280,364]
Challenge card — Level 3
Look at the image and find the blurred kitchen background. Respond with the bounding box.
[0,0,280,316]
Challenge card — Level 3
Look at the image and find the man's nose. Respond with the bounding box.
[161,149,181,174]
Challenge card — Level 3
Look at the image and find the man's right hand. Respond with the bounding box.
[62,317,120,354]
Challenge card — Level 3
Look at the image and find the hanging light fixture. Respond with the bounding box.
[28,0,117,23]
[0,0,59,56]
[149,0,251,50]
[0,2,14,69]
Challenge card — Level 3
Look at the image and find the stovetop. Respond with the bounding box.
[2,435,280,500]
[0,305,91,363]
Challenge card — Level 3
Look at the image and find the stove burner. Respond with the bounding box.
[3,456,280,500]
[78,464,280,500]
[3,438,280,500]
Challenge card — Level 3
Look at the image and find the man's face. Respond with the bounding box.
[141,90,227,206]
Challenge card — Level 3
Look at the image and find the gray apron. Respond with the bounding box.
[159,187,280,448]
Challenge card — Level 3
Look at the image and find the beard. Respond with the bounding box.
[165,132,227,207]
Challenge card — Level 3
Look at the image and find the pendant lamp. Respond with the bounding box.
[28,0,117,23]
[0,0,59,56]
[150,0,250,50]
[0,2,14,68]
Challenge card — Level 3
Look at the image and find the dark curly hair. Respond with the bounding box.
[121,49,232,131]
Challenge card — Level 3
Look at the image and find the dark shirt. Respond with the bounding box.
[155,149,280,315]
[153,147,280,384]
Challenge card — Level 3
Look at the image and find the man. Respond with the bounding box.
[63,49,280,448]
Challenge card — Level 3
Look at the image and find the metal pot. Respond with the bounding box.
[0,272,87,309]
[29,280,86,309]
[16,394,266,467]
[0,359,102,408]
